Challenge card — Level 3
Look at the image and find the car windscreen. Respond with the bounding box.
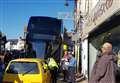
[6,62,39,74]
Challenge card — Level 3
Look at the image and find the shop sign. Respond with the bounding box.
[83,0,120,38]
[87,0,113,26]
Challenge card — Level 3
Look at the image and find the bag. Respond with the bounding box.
[62,61,69,70]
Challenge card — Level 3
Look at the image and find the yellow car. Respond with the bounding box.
[2,58,52,83]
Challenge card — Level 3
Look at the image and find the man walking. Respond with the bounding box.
[48,57,58,83]
[89,42,116,83]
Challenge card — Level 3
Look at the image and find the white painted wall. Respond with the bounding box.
[81,39,88,78]
[80,0,86,15]
[91,0,99,10]
[79,0,99,15]
[5,42,12,51]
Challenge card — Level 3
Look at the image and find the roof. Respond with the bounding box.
[27,16,63,41]
[7,39,18,44]
[11,58,44,62]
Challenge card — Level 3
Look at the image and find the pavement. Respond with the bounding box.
[57,80,88,83]
[78,80,88,83]
[57,73,88,83]
[57,72,120,83]
[57,75,88,83]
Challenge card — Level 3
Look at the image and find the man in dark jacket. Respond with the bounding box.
[89,42,116,83]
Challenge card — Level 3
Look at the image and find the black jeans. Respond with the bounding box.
[51,67,58,83]
[63,70,69,81]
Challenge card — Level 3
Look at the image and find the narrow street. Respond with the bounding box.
[0,0,120,83]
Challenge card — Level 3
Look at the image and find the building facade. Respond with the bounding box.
[0,31,7,53]
[72,0,81,75]
[74,0,120,79]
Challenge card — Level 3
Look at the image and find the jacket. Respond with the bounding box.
[89,54,116,83]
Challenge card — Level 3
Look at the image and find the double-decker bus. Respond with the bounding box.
[26,16,63,62]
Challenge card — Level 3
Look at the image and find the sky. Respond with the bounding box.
[0,0,74,39]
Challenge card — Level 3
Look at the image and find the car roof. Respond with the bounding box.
[10,58,45,63]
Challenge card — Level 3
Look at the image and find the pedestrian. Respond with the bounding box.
[61,50,69,82]
[89,42,117,83]
[68,52,76,83]
[4,51,12,68]
[48,57,59,83]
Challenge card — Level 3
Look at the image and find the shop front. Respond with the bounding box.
[82,0,120,78]
[88,12,120,79]
[88,15,120,82]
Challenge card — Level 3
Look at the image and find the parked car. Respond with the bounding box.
[2,58,51,83]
